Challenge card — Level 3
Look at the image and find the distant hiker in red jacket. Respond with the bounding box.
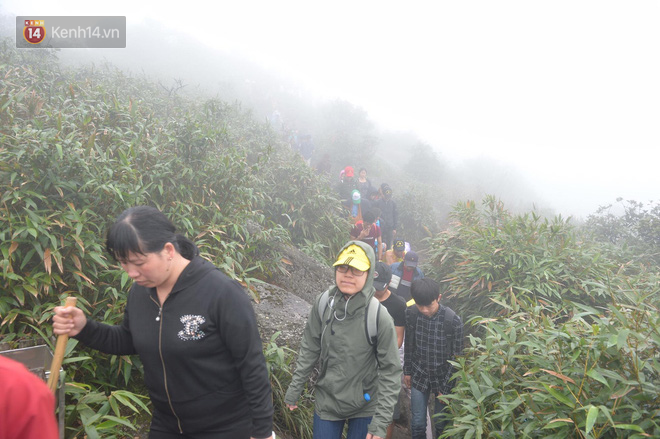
[351,210,383,261]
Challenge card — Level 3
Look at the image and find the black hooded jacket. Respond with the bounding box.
[75,256,273,437]
[375,197,398,232]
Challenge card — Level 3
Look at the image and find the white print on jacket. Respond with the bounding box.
[178,315,206,341]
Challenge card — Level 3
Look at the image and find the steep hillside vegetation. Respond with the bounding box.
[0,40,346,437]
[423,197,659,438]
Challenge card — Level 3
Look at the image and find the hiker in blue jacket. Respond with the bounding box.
[390,251,424,303]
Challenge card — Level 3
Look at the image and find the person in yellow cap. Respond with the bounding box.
[384,239,406,265]
[285,241,402,439]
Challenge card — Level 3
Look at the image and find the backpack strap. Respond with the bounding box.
[320,291,381,364]
[365,296,381,367]
[318,289,331,321]
[442,306,458,362]
[409,306,420,354]
[365,297,380,346]
[317,289,333,346]
[443,306,456,338]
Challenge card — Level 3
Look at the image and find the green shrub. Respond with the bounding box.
[443,285,659,438]
[264,332,315,439]
[423,196,625,320]
[421,197,660,438]
[0,39,340,437]
[584,198,660,267]
[258,150,349,261]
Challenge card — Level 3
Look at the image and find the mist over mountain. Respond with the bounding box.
[7,18,547,218]
[4,1,660,221]
[1,11,601,221]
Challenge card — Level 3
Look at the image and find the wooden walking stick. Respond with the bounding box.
[47,296,77,393]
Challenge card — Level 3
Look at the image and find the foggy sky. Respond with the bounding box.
[3,0,658,218]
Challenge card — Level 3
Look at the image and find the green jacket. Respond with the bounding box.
[284,241,402,438]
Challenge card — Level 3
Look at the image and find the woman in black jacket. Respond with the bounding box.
[52,206,274,439]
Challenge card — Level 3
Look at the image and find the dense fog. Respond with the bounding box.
[2,2,658,218]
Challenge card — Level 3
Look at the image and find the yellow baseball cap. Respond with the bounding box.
[333,244,371,272]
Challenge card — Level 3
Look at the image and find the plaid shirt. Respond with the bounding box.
[403,305,463,395]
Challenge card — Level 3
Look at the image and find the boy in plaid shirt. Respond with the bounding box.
[404,278,463,439]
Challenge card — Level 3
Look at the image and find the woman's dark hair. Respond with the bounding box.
[106,206,198,261]
[410,278,441,306]
[359,167,367,174]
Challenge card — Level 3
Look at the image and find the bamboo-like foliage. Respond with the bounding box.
[264,332,315,439]
[424,196,631,319]
[0,40,347,437]
[423,196,659,438]
[584,198,660,267]
[258,149,350,261]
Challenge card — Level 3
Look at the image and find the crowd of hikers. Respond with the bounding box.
[285,239,463,439]
[299,164,463,439]
[45,203,465,439]
[4,128,463,439]
[288,136,465,438]
[336,166,397,257]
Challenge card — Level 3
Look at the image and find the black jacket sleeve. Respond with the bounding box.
[403,307,416,376]
[74,300,136,356]
[218,281,274,438]
[392,200,399,230]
